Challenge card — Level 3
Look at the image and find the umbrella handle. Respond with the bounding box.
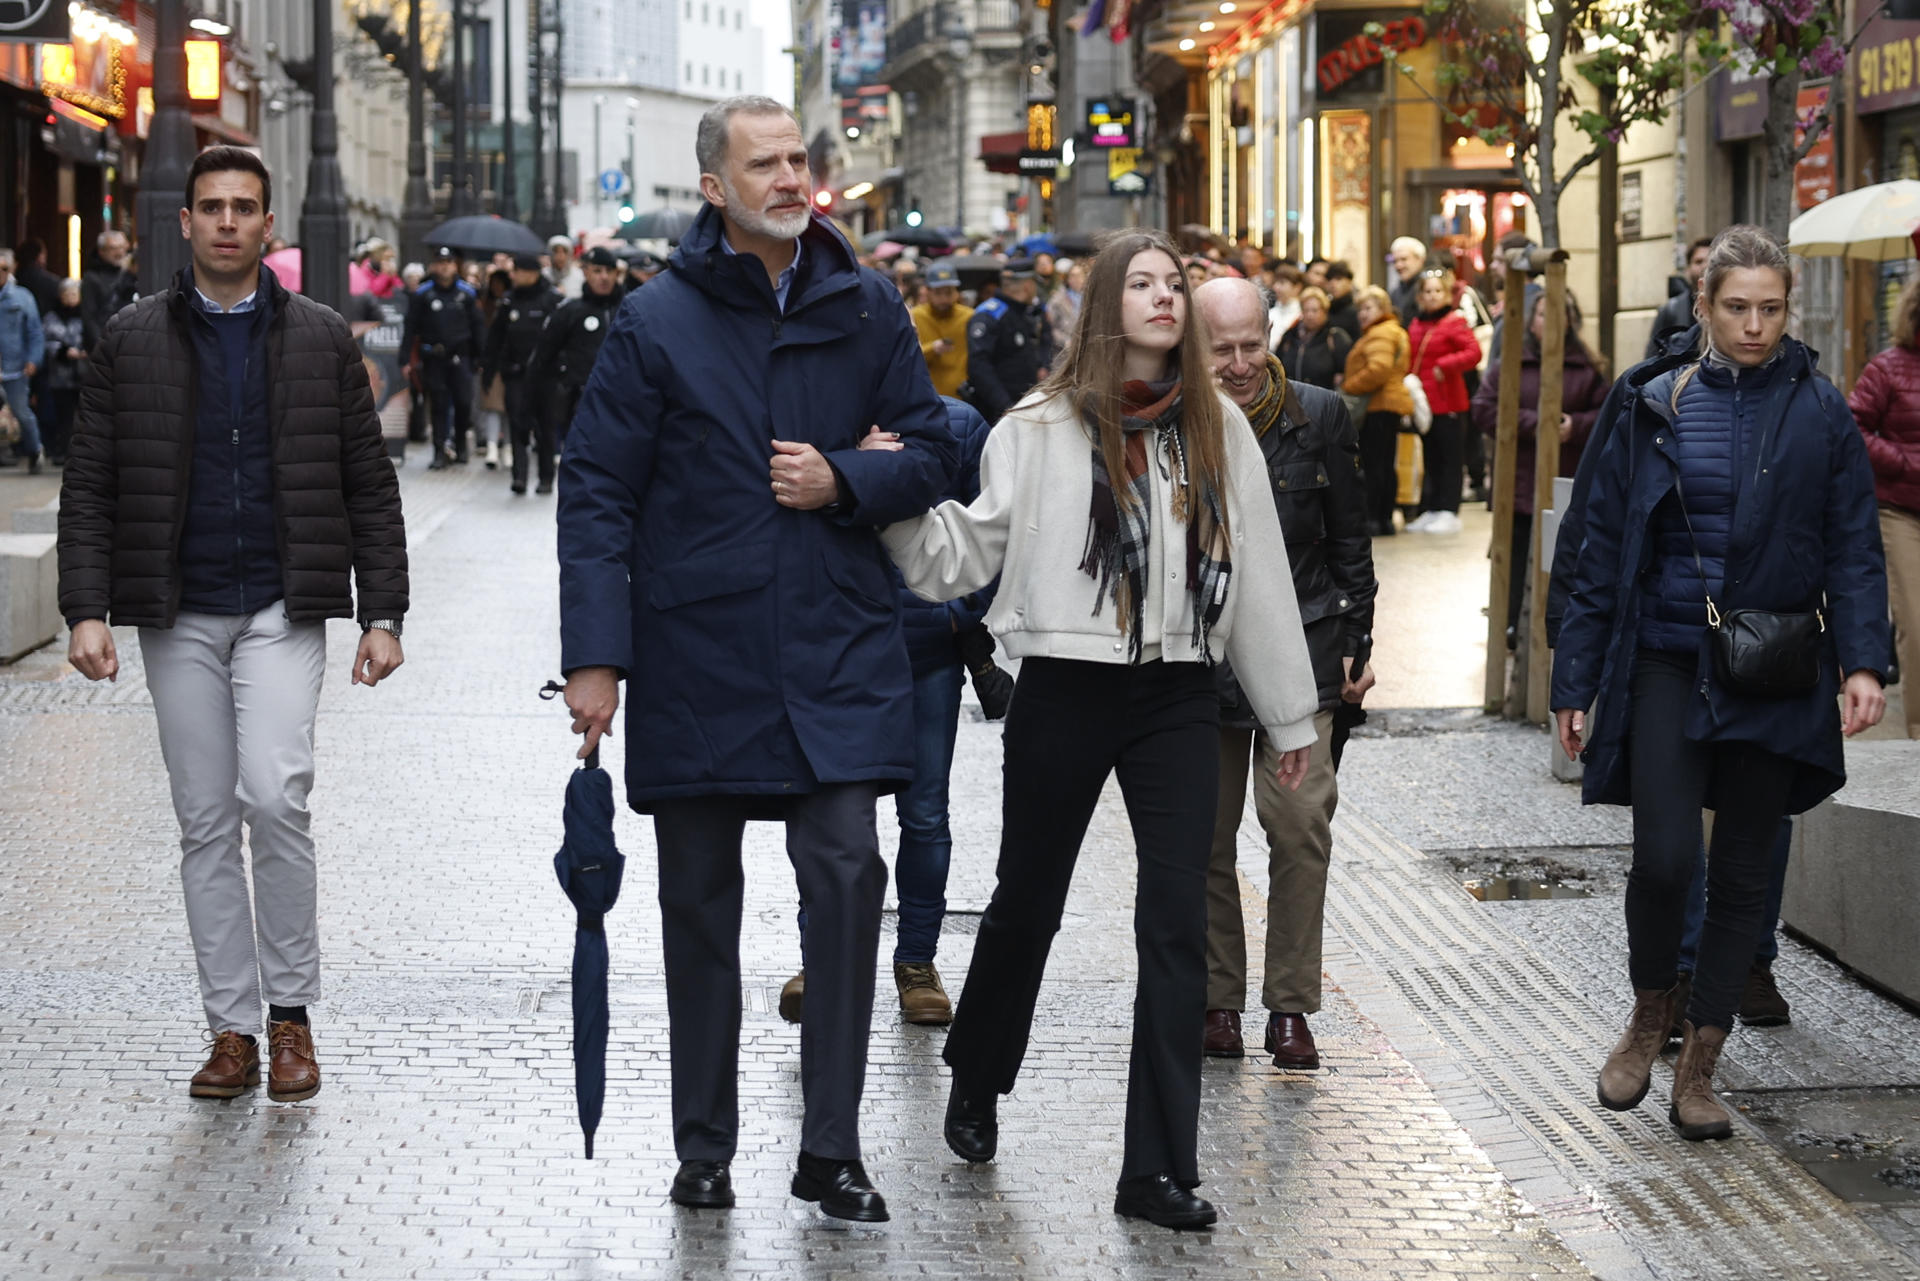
[541,679,601,771]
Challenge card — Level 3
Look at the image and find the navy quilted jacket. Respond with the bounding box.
[1636,359,1755,654]
[1552,337,1890,815]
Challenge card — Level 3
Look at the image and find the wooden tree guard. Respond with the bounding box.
[1484,247,1572,721]
[1484,265,1527,714]
[1526,259,1570,725]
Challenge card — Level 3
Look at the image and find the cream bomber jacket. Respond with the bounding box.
[880,389,1321,752]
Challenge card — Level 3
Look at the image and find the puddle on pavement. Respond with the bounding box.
[1461,876,1594,902]
[1444,846,1628,901]
[1726,1086,1920,1204]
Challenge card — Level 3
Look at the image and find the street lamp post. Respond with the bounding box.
[499,2,519,221]
[137,0,195,296]
[947,18,972,234]
[450,0,475,214]
[552,2,566,226]
[300,0,350,312]
[400,0,435,262]
[530,0,552,234]
[593,94,604,224]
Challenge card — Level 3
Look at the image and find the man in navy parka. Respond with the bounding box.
[556,96,956,1223]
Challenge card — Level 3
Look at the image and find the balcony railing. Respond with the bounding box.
[886,0,1021,68]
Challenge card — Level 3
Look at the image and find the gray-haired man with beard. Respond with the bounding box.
[559,96,953,1221]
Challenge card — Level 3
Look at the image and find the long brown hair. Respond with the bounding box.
[1031,229,1230,529]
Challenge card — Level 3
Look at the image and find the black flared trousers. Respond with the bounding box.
[944,656,1219,1186]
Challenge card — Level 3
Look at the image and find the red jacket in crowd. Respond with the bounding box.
[1849,342,1920,515]
[1406,308,1481,415]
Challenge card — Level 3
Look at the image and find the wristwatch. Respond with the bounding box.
[364,618,403,639]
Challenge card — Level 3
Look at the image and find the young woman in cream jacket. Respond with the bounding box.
[879,230,1319,1231]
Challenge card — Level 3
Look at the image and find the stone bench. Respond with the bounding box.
[1783,740,1920,1005]
[12,496,57,534]
[0,531,59,662]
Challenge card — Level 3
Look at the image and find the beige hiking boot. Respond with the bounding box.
[1669,1020,1733,1141]
[1597,983,1679,1111]
[894,962,953,1025]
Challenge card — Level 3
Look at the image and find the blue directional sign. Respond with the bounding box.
[597,169,630,198]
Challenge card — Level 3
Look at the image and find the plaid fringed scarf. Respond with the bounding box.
[1241,354,1290,439]
[1079,379,1233,662]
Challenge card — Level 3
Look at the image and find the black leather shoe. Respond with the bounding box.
[535,479,554,495]
[670,1159,734,1208]
[1114,1171,1217,1230]
[791,1151,889,1222]
[944,1081,998,1163]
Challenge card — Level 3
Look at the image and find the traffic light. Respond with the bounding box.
[618,203,635,224]
[905,208,923,228]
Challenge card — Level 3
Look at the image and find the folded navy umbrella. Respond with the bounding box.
[551,733,624,1159]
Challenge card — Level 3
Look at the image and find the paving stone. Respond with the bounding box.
[1,457,1898,1278]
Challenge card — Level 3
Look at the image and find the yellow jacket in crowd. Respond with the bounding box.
[911,301,974,399]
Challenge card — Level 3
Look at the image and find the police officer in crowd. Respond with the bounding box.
[400,245,484,469]
[530,245,626,454]
[482,252,564,495]
[964,257,1052,422]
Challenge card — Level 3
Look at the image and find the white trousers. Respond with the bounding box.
[140,606,328,1032]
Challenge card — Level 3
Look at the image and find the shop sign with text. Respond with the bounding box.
[1315,12,1426,99]
[1854,14,1920,115]
[1794,82,1833,209]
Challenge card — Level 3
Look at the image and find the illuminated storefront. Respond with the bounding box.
[1200,2,1529,285]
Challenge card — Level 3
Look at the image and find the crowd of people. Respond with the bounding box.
[32,93,1920,1242]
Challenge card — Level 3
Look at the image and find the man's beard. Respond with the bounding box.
[719,175,810,240]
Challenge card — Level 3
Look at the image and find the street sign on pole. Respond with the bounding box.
[597,168,630,199]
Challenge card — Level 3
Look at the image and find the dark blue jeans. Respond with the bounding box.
[1678,818,1792,972]
[894,662,963,964]
[795,662,964,964]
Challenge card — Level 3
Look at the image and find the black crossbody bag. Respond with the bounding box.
[1670,467,1825,697]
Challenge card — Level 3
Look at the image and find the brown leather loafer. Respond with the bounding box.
[190,1030,260,1099]
[1203,1009,1244,1057]
[1264,1012,1321,1070]
[267,1021,321,1102]
[779,971,805,1024]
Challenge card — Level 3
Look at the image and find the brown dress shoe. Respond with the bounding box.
[1669,1021,1733,1141]
[895,962,953,1025]
[779,971,805,1024]
[1203,1009,1244,1057]
[190,1030,260,1099]
[1264,1012,1320,1070]
[1598,984,1679,1111]
[267,1021,321,1102]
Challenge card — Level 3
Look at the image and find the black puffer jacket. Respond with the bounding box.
[57,265,408,628]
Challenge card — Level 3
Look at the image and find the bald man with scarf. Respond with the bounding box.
[1192,278,1379,1070]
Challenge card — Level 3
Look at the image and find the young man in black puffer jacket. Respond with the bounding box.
[57,146,409,1107]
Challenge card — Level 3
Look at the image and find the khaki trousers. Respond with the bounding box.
[1204,710,1338,1014]
[1881,506,1920,738]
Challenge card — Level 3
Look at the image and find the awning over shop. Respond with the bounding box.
[979,131,1025,174]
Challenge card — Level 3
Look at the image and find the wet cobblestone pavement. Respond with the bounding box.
[1,463,1914,1278]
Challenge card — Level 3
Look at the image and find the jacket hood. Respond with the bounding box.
[669,204,860,309]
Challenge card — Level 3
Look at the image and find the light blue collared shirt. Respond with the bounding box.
[721,233,803,312]
[194,285,259,314]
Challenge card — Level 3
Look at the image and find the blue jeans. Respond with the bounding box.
[3,376,42,456]
[793,662,965,965]
[894,662,963,963]
[1678,816,1792,973]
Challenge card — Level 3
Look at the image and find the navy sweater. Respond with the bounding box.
[177,290,280,615]
[1637,356,1775,654]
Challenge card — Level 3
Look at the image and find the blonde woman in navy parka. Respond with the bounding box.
[1551,226,1889,1147]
